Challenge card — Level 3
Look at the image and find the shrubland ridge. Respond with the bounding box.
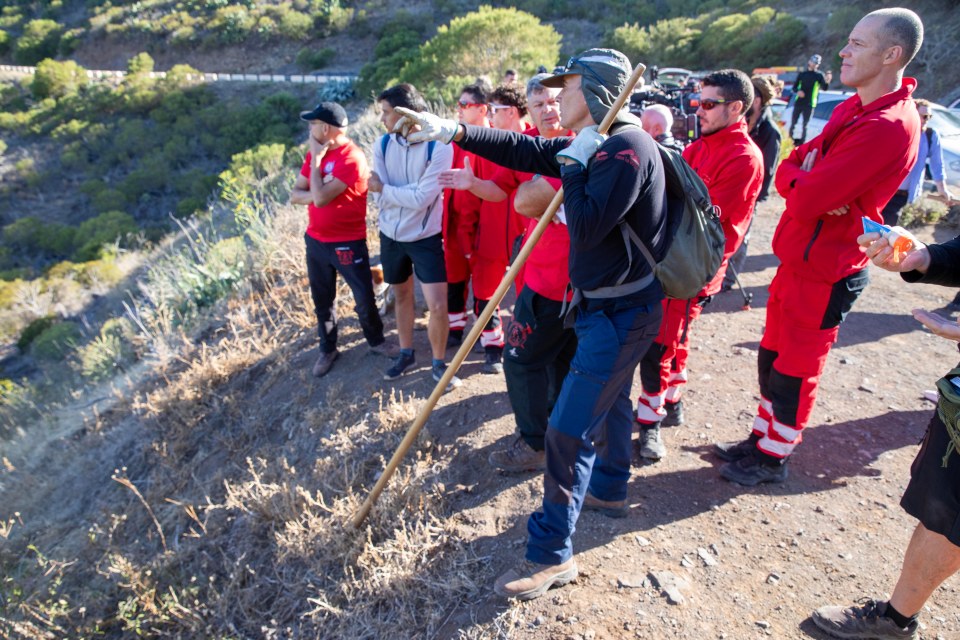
[1,1,959,636]
[0,108,506,638]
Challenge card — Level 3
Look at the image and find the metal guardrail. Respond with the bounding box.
[0,64,357,84]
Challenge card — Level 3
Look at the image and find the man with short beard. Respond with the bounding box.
[636,69,763,461]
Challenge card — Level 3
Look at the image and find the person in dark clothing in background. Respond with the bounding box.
[722,73,783,292]
[814,227,959,640]
[391,48,669,601]
[789,54,832,144]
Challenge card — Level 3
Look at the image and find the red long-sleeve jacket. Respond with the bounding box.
[682,120,764,296]
[773,79,920,283]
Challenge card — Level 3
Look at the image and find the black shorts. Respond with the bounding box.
[901,410,960,545]
[380,232,447,285]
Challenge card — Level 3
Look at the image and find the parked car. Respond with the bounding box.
[777,91,960,190]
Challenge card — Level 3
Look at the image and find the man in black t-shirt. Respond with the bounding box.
[789,54,832,144]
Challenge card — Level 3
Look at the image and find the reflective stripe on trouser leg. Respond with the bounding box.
[756,267,867,459]
[526,301,661,565]
[474,297,505,349]
[753,395,773,436]
[664,368,688,404]
[636,389,665,424]
[447,280,469,331]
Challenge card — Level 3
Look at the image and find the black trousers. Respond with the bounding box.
[304,234,384,354]
[881,191,910,227]
[503,286,578,451]
[790,102,813,142]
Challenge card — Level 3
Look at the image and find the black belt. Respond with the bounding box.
[896,189,909,196]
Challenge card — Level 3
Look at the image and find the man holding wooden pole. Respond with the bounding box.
[393,49,668,600]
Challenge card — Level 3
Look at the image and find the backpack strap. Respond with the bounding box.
[427,140,436,162]
[926,127,933,148]
[380,133,390,157]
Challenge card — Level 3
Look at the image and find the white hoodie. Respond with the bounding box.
[372,133,453,242]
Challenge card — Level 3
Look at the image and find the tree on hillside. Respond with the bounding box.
[606,6,805,71]
[399,6,561,102]
[30,59,88,100]
[13,18,62,65]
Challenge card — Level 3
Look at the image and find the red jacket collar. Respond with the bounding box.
[699,119,750,148]
[838,77,917,118]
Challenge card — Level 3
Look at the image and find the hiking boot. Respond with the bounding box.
[384,351,416,380]
[432,362,462,393]
[812,599,919,639]
[714,437,759,462]
[368,341,399,358]
[582,491,628,518]
[638,425,666,460]
[488,437,545,473]
[719,451,788,486]
[494,558,578,600]
[482,348,504,375]
[662,400,684,427]
[312,349,339,377]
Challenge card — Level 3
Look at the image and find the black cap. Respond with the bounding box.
[299,101,348,127]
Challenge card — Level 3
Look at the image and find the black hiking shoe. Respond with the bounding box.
[812,599,919,639]
[719,451,788,486]
[662,400,684,427]
[713,437,759,462]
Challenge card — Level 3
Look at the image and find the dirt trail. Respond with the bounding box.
[418,195,960,639]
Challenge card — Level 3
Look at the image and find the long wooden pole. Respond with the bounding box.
[352,62,647,529]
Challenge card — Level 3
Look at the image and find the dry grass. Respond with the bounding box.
[0,105,503,638]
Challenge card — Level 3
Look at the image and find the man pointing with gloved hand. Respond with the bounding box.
[393,48,668,600]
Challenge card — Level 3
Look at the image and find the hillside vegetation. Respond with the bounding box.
[2,1,960,637]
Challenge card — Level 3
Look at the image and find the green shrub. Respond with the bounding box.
[50,118,88,140]
[17,316,56,351]
[0,29,10,55]
[399,6,561,102]
[357,9,426,99]
[30,321,80,360]
[0,139,6,156]
[127,52,155,75]
[296,47,336,71]
[14,19,62,65]
[211,5,255,44]
[277,7,313,40]
[901,198,949,228]
[91,188,127,213]
[79,317,136,381]
[73,211,138,261]
[58,27,83,55]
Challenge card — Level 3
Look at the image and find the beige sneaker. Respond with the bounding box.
[312,349,339,377]
[494,558,578,600]
[488,437,546,473]
[582,491,628,518]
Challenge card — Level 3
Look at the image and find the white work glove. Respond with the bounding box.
[392,106,459,144]
[556,125,606,169]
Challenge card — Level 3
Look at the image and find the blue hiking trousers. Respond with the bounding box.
[526,297,662,565]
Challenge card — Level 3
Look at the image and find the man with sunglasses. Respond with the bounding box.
[484,74,577,474]
[390,48,668,600]
[715,8,923,486]
[440,85,530,374]
[880,98,954,226]
[443,84,490,350]
[635,69,763,460]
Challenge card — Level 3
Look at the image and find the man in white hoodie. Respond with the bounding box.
[369,83,460,390]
